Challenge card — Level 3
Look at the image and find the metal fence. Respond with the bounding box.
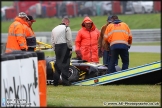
[1,29,161,54]
[1,29,161,44]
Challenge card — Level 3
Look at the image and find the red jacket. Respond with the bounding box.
[75,17,100,63]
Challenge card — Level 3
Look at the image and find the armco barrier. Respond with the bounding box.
[1,51,47,107]
[1,29,161,44]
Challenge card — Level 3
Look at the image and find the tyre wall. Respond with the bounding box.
[1,51,47,107]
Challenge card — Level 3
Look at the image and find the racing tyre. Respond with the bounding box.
[68,65,79,82]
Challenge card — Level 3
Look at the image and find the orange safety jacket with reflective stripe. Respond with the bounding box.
[23,22,36,48]
[5,17,28,53]
[104,22,132,47]
[75,17,100,63]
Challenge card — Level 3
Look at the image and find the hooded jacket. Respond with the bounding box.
[75,17,100,63]
[5,17,28,53]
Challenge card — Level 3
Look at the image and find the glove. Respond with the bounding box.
[75,50,82,59]
[98,48,103,58]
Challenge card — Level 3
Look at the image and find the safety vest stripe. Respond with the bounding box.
[8,33,25,37]
[104,30,131,38]
[110,40,128,46]
[19,43,24,46]
[16,33,25,36]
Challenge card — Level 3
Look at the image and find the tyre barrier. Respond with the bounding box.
[1,51,47,107]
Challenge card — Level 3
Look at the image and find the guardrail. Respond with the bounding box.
[1,29,160,44]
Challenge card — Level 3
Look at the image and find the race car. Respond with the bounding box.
[35,40,121,85]
[45,56,121,85]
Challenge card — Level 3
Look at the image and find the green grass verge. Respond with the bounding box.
[1,1,13,7]
[47,85,161,107]
[1,13,161,33]
[46,52,161,107]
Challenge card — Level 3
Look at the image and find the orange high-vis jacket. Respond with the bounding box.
[5,17,28,53]
[75,17,100,63]
[23,22,36,48]
[104,22,132,47]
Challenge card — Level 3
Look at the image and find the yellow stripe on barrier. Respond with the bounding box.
[74,61,161,86]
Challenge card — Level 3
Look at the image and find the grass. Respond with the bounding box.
[1,1,13,7]
[47,85,161,107]
[1,13,161,33]
[45,52,161,107]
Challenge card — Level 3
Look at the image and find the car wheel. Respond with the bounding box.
[68,65,79,82]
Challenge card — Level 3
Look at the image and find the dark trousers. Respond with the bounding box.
[53,43,71,85]
[28,47,35,51]
[108,49,129,73]
[103,50,118,66]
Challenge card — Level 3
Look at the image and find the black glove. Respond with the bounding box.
[75,50,82,59]
[98,48,103,58]
[21,49,26,51]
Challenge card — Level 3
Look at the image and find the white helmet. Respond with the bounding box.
[18,12,29,20]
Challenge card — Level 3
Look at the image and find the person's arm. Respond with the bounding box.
[51,30,55,50]
[66,27,73,51]
[127,24,132,47]
[75,30,82,51]
[75,30,82,59]
[98,26,104,57]
[104,24,112,43]
[98,26,103,49]
[15,24,28,50]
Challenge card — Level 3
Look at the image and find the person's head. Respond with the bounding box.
[107,15,113,24]
[111,15,119,20]
[18,12,29,22]
[26,15,36,27]
[82,16,95,31]
[62,17,70,26]
[84,20,93,30]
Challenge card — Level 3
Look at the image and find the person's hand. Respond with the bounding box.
[75,50,82,59]
[98,48,103,58]
[128,45,131,50]
[70,51,72,54]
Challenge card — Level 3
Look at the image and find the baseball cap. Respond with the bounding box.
[27,15,36,22]
[18,12,29,20]
[107,15,113,22]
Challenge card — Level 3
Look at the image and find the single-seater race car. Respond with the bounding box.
[46,57,121,85]
[36,40,121,85]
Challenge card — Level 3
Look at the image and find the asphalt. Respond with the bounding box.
[128,46,161,53]
[44,46,161,53]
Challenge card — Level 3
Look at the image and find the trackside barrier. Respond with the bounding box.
[36,51,47,107]
[72,61,161,86]
[1,51,47,107]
